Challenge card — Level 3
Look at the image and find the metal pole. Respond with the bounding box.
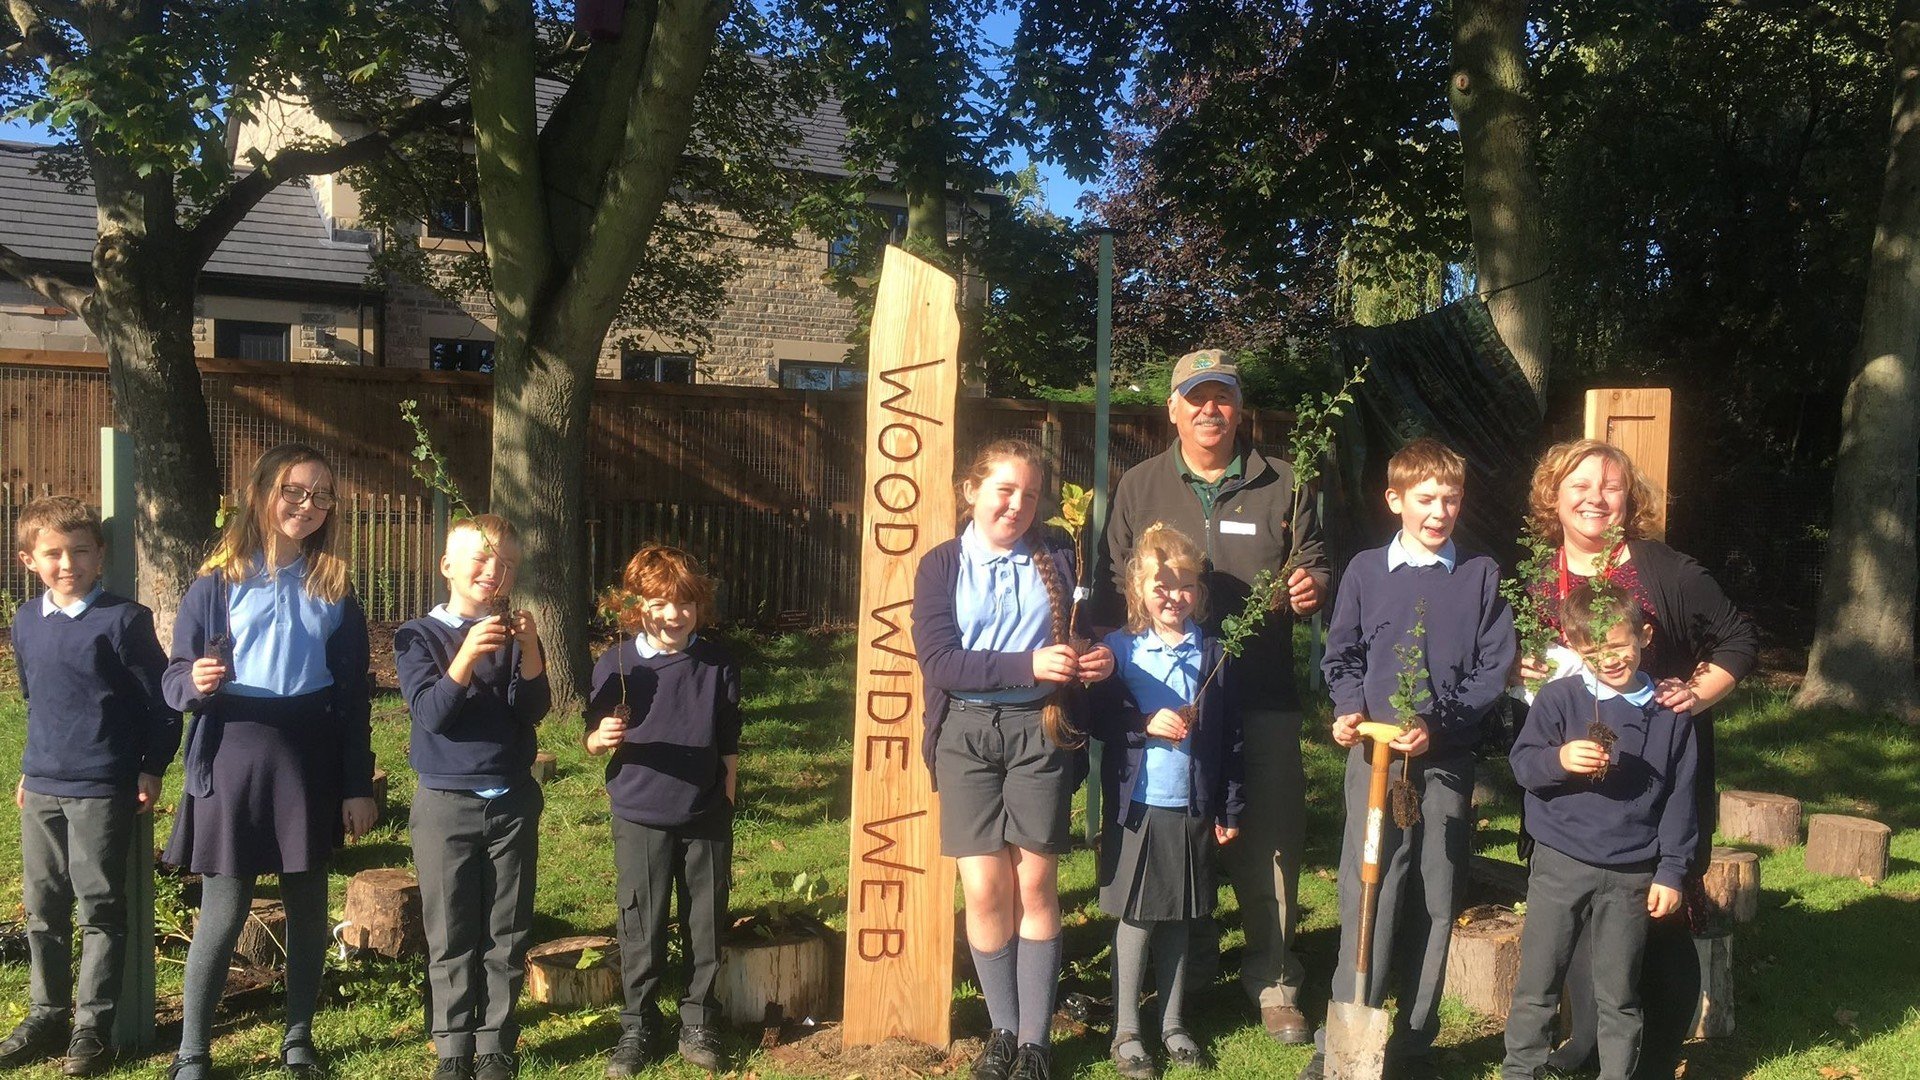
[1084,231,1115,846]
[102,427,155,1052]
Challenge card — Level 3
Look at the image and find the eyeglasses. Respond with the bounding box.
[279,484,337,511]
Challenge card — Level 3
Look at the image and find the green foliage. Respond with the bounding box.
[1045,482,1093,549]
[1388,598,1431,725]
[1218,570,1280,661]
[1501,526,1560,692]
[398,399,474,519]
[1286,360,1368,494]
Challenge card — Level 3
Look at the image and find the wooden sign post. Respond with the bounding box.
[842,247,961,1048]
[1583,388,1672,539]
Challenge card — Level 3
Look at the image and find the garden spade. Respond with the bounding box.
[1325,721,1407,1080]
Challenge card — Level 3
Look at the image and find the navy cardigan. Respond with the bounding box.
[1085,631,1244,829]
[911,527,1089,782]
[163,571,375,801]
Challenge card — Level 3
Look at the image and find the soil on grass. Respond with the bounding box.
[765,1024,973,1079]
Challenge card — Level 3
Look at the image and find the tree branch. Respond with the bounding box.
[1719,0,1886,53]
[0,237,92,316]
[186,88,469,269]
[4,0,76,65]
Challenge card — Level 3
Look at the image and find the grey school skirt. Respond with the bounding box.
[1098,803,1214,922]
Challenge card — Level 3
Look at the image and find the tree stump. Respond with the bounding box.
[339,869,426,958]
[1718,791,1802,850]
[1804,814,1892,884]
[526,935,620,1009]
[1688,931,1735,1038]
[1444,906,1525,1021]
[718,918,835,1027]
[1702,847,1761,924]
[370,767,389,811]
[531,752,558,784]
[230,899,286,966]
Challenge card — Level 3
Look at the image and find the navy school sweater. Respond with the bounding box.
[12,592,181,796]
[1321,544,1517,756]
[394,612,551,790]
[587,636,741,829]
[1509,675,1699,889]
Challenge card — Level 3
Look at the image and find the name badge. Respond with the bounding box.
[1219,520,1256,536]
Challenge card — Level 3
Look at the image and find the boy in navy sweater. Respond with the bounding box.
[1303,439,1515,1079]
[1503,584,1697,1080]
[5,496,178,1074]
[394,515,549,1080]
[586,545,739,1077]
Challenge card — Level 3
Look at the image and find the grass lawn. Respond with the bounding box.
[0,630,1916,1079]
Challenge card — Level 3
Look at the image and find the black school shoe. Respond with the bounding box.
[473,1053,517,1080]
[0,1013,68,1069]
[1296,1051,1324,1080]
[603,1026,658,1078]
[970,1029,1017,1080]
[431,1057,473,1080]
[1008,1043,1051,1080]
[676,1025,725,1072]
[60,1029,112,1078]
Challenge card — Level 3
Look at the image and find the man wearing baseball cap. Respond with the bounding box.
[1091,348,1329,1044]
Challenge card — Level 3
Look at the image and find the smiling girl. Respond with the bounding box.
[1088,525,1242,1079]
[912,439,1114,1080]
[162,444,374,1080]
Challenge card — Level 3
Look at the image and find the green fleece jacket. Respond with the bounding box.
[1092,439,1329,712]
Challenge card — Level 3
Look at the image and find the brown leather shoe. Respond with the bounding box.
[1261,1004,1312,1044]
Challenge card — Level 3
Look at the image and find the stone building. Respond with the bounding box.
[0,82,975,388]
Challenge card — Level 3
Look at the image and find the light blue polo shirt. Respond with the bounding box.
[223,555,344,698]
[1104,622,1202,809]
[1387,531,1457,573]
[952,524,1054,706]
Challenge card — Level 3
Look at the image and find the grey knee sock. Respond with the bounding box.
[1112,920,1152,1038]
[1015,935,1062,1048]
[178,874,259,1068]
[1153,921,1196,1052]
[278,868,329,1063]
[969,938,1019,1035]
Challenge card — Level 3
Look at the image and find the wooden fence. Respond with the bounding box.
[0,350,1290,623]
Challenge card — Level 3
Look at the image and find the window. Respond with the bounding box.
[829,205,911,269]
[214,320,289,362]
[623,350,695,383]
[427,200,483,240]
[779,359,866,391]
[429,338,494,373]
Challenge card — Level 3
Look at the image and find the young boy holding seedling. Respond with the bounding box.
[1502,584,1697,1080]
[1301,438,1515,1080]
[4,496,178,1075]
[394,515,549,1080]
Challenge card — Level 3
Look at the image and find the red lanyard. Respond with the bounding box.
[1556,543,1622,600]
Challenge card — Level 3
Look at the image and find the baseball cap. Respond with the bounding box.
[1171,349,1241,396]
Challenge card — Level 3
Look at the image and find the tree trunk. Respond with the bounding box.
[896,0,948,252]
[1719,790,1803,850]
[1797,2,1920,719]
[1450,0,1551,405]
[489,339,595,710]
[86,165,221,646]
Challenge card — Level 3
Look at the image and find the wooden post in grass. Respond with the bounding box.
[842,247,961,1049]
[103,427,155,1052]
[1583,388,1672,539]
[1805,814,1892,883]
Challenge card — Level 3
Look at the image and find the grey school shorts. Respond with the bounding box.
[935,699,1076,857]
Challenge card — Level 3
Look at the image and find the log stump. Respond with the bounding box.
[231,899,286,966]
[718,919,835,1028]
[1718,791,1802,850]
[339,869,426,958]
[1688,932,1735,1038]
[1444,906,1524,1021]
[526,935,621,1009]
[1702,847,1762,924]
[1804,814,1892,884]
[370,767,389,811]
[531,752,558,784]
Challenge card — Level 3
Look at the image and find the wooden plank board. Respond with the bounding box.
[1582,388,1672,539]
[842,246,960,1049]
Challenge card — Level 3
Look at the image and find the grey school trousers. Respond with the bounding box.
[611,814,732,1030]
[1503,844,1655,1080]
[1315,748,1473,1059]
[411,783,544,1057]
[19,789,135,1033]
[1192,707,1307,1008]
